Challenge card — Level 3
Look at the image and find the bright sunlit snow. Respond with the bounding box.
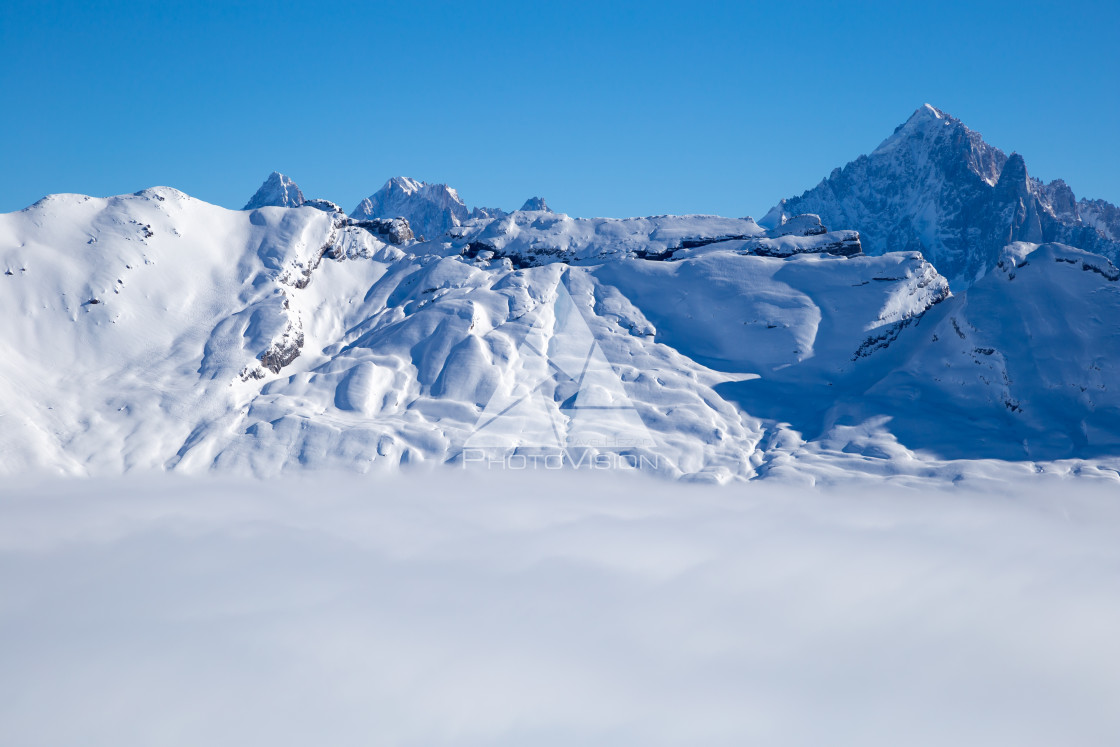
[3,179,1118,481]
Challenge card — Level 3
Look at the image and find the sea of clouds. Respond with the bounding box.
[1,470,1118,746]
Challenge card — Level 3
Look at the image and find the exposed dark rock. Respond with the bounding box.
[1082,258,1120,281]
[461,241,541,270]
[260,330,304,374]
[676,234,757,250]
[748,231,862,258]
[853,316,917,360]
[632,247,677,261]
[353,218,414,245]
[304,199,345,214]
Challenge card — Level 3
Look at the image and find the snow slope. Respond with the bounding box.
[0,189,402,473]
[863,242,1120,460]
[764,105,1120,288]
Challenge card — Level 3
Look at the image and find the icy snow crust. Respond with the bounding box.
[1,187,1118,482]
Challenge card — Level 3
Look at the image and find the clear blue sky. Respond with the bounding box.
[2,0,1117,218]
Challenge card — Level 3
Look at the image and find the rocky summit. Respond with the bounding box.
[763,104,1120,289]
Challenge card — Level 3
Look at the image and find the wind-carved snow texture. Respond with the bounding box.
[0,187,959,481]
[460,271,659,467]
[764,104,1120,289]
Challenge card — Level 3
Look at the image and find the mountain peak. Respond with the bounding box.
[871,104,963,157]
[914,103,947,121]
[997,152,1030,190]
[243,172,304,210]
[382,176,424,195]
[351,176,469,240]
[519,196,551,212]
[765,106,1120,289]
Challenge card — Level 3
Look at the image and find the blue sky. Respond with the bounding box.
[2,0,1117,218]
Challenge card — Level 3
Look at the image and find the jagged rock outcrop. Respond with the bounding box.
[304,198,345,214]
[1080,198,1120,241]
[352,217,414,245]
[259,326,305,374]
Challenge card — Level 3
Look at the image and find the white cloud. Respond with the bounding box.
[1,471,1118,745]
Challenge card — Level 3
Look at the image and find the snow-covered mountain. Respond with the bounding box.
[861,241,1120,460]
[3,182,1118,481]
[5,114,1120,482]
[350,176,469,240]
[763,105,1120,288]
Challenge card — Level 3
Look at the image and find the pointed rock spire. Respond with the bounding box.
[519,196,552,212]
[996,152,1030,193]
[243,172,305,210]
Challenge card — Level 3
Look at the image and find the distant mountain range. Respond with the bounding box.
[244,173,554,242]
[1,106,1118,481]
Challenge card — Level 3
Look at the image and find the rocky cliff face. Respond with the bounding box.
[763,105,1120,288]
[1080,198,1120,241]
